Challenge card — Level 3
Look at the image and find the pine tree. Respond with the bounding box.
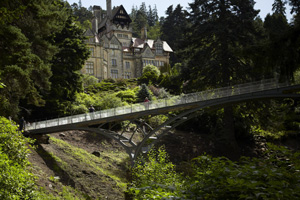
[181,0,260,159]
[161,4,188,65]
[272,0,287,15]
[137,84,152,102]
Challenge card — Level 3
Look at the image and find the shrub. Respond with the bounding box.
[0,117,37,199]
[128,146,184,199]
[116,89,137,103]
[185,144,300,199]
[99,93,126,110]
[136,84,152,102]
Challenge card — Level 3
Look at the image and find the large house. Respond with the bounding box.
[82,0,173,80]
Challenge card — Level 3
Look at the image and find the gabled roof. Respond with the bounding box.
[98,5,131,32]
[131,38,173,52]
[84,29,96,37]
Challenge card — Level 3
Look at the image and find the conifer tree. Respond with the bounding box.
[137,84,152,102]
[181,0,259,158]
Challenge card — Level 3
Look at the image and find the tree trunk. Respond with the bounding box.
[216,105,241,160]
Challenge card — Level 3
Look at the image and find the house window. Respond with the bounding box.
[123,34,128,39]
[112,59,117,66]
[125,72,131,79]
[117,33,122,38]
[111,69,118,78]
[89,47,94,57]
[110,40,119,49]
[86,62,94,75]
[111,50,115,56]
[160,61,165,66]
[156,43,163,54]
[89,37,95,43]
[125,62,130,69]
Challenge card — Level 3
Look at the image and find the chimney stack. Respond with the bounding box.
[92,6,101,33]
[107,0,112,19]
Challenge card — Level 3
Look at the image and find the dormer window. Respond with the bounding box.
[156,43,163,54]
[110,39,119,49]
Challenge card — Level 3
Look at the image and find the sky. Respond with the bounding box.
[66,0,293,21]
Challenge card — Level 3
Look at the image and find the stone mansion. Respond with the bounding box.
[82,0,173,80]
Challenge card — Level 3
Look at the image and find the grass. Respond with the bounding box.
[49,136,129,190]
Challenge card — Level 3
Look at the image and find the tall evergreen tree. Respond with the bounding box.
[41,15,90,117]
[161,5,188,65]
[181,0,259,159]
[0,0,68,118]
[272,0,287,15]
[182,0,259,89]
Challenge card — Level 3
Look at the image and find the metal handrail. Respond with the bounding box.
[26,79,289,131]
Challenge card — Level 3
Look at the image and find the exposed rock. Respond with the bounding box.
[59,133,66,137]
[92,151,101,157]
[31,135,50,144]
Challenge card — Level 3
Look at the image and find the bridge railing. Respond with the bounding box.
[26,79,289,131]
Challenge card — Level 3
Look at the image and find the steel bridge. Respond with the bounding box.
[26,79,300,165]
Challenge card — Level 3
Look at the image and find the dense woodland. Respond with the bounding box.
[1,0,300,199]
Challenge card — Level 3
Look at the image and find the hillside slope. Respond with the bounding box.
[28,131,130,199]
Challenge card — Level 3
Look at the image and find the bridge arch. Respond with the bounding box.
[26,80,300,165]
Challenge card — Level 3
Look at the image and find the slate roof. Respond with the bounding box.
[132,38,173,52]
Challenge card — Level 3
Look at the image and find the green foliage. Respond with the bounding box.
[182,0,259,88]
[116,89,137,103]
[0,116,37,199]
[185,144,300,199]
[161,5,188,65]
[147,21,161,39]
[82,74,98,90]
[139,65,161,85]
[47,14,90,115]
[70,2,93,29]
[136,84,152,102]
[142,64,161,76]
[147,115,168,128]
[128,146,183,199]
[148,85,170,99]
[129,144,300,200]
[98,93,126,110]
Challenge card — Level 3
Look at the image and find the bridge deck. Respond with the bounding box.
[26,79,300,134]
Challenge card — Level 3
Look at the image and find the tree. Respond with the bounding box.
[147,5,158,26]
[0,117,37,199]
[137,84,152,102]
[147,21,162,39]
[0,0,69,119]
[139,65,161,85]
[43,15,90,117]
[263,13,291,81]
[71,2,93,29]
[272,0,287,15]
[181,0,260,159]
[161,5,188,65]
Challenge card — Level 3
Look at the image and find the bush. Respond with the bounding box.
[139,65,161,85]
[128,143,300,200]
[116,89,137,103]
[136,84,152,102]
[128,146,184,199]
[185,144,300,199]
[0,117,37,199]
[99,93,126,110]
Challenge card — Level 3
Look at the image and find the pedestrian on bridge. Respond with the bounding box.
[144,97,150,110]
[89,105,95,119]
[19,116,25,132]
